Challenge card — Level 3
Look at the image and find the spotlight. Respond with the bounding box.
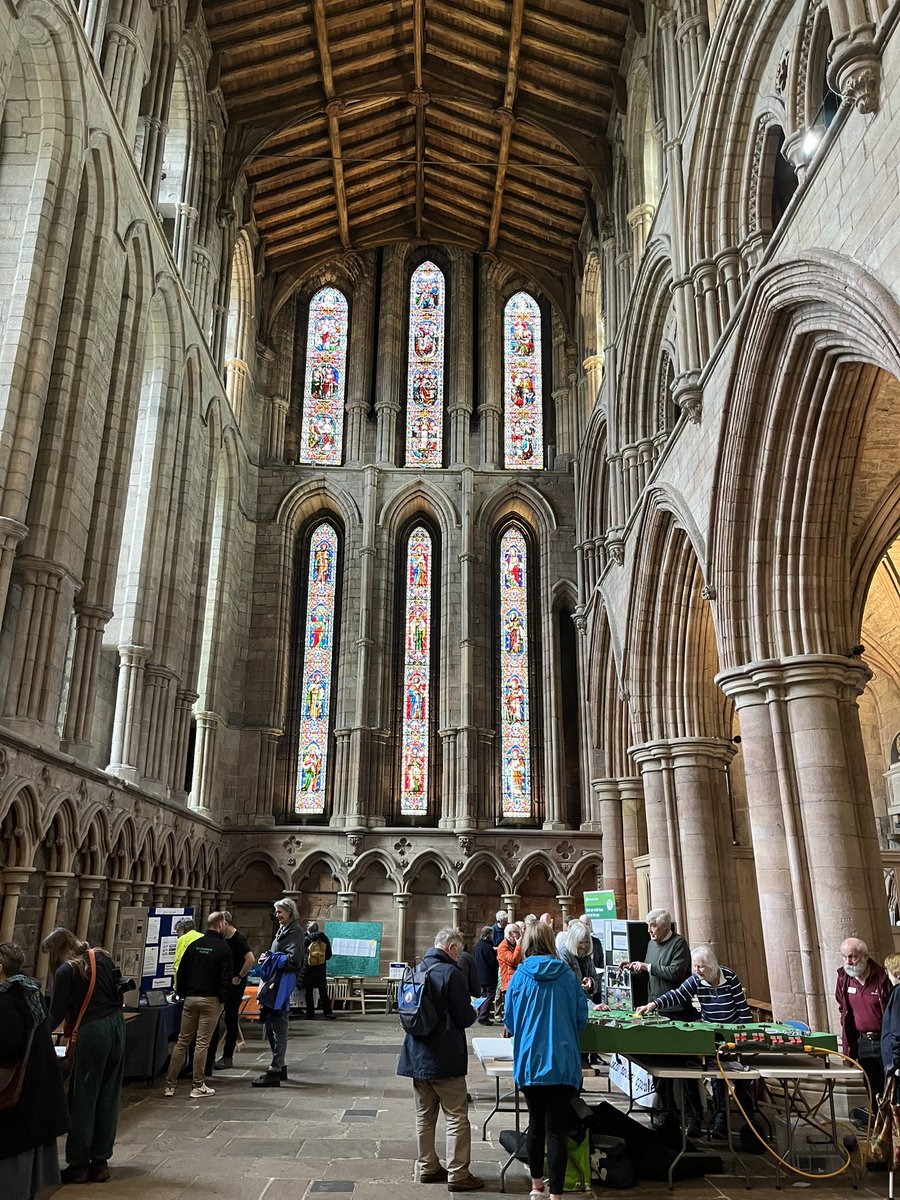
[802,128,822,158]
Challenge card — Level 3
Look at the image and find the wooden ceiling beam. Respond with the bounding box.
[311,0,350,251]
[412,0,425,238]
[487,0,524,253]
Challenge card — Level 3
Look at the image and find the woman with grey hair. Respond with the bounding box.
[560,922,600,998]
[251,899,304,1087]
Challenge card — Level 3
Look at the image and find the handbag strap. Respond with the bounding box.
[71,948,97,1039]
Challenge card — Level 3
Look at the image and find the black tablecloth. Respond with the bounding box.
[123,1002,183,1083]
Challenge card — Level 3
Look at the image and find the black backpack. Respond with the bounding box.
[397,962,448,1037]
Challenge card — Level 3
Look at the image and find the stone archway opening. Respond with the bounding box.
[231,859,284,951]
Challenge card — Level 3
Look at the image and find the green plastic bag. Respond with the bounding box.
[562,1132,590,1191]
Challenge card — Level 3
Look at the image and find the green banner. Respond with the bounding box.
[583,889,617,920]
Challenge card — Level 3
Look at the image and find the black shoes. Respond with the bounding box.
[252,1071,281,1088]
[420,1167,448,1183]
[89,1160,111,1182]
[214,1057,233,1070]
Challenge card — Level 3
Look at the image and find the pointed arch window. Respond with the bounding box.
[499,526,532,817]
[295,521,339,814]
[406,261,445,468]
[400,526,433,814]
[504,292,543,470]
[300,287,348,465]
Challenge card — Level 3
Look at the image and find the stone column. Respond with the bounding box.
[448,251,473,466]
[395,892,411,963]
[216,890,234,914]
[501,894,520,924]
[594,779,627,917]
[62,604,113,751]
[627,203,655,266]
[582,354,604,411]
[825,0,881,113]
[0,869,34,942]
[76,876,105,941]
[225,359,250,424]
[140,664,177,788]
[107,644,151,782]
[102,19,147,142]
[448,892,465,931]
[629,738,733,950]
[556,894,575,925]
[152,884,172,908]
[374,247,404,465]
[338,892,356,923]
[201,890,217,919]
[675,6,709,103]
[131,880,152,909]
[103,879,131,951]
[478,259,502,468]
[35,871,73,984]
[266,395,289,463]
[718,655,891,1027]
[344,468,378,826]
[0,518,29,633]
[2,556,79,737]
[255,727,282,822]
[439,729,459,829]
[619,776,647,919]
[455,468,477,828]
[190,710,222,813]
[191,245,215,332]
[168,689,198,798]
[345,261,375,464]
[542,584,565,831]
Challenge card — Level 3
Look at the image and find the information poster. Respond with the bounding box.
[112,906,149,1007]
[140,907,193,992]
[583,890,617,920]
[324,920,382,978]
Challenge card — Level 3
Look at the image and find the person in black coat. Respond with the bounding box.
[0,942,69,1199]
[473,926,498,1025]
[881,952,900,1076]
[303,922,334,1019]
[397,928,482,1192]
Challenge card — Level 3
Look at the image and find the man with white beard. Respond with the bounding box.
[836,936,892,1114]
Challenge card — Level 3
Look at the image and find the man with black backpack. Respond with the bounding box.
[397,928,483,1192]
[303,921,334,1019]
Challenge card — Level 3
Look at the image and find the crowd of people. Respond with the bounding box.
[0,899,333,1197]
[3,898,899,1199]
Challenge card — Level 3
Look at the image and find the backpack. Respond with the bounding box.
[397,962,448,1038]
[306,938,326,968]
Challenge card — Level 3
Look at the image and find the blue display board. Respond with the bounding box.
[141,907,193,992]
[324,920,383,978]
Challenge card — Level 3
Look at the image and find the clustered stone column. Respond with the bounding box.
[0,868,35,942]
[718,655,892,1027]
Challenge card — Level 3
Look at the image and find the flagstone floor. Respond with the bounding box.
[47,1012,889,1200]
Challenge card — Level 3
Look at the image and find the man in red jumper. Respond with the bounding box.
[836,936,892,1120]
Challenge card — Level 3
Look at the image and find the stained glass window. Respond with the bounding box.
[400,526,433,814]
[300,287,348,465]
[500,526,531,817]
[504,291,543,470]
[406,262,444,468]
[295,521,339,814]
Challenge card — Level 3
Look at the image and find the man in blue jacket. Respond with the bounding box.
[397,928,483,1192]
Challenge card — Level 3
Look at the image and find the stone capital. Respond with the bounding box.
[716,654,872,705]
[628,736,736,769]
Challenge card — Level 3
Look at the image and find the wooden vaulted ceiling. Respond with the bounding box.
[204,0,629,299]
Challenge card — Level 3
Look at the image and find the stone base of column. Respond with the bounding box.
[0,717,59,751]
[106,763,141,784]
[542,820,568,831]
[579,821,603,833]
[250,812,275,827]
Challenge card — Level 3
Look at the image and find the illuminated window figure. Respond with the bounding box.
[499,526,532,817]
[400,526,433,814]
[406,262,445,468]
[504,291,543,470]
[296,521,339,814]
[300,287,348,465]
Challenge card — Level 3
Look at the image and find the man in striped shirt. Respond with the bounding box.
[636,945,752,1135]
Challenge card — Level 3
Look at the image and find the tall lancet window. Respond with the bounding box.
[504,291,543,469]
[400,526,433,814]
[500,526,532,817]
[300,287,348,465]
[406,261,445,467]
[295,521,339,814]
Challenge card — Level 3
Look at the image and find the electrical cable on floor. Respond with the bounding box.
[712,1045,872,1180]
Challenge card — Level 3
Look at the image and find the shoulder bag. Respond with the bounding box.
[62,949,97,1076]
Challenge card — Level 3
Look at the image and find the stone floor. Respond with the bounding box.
[47,1013,889,1200]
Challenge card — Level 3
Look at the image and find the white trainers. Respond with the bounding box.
[189,1083,215,1098]
[164,1085,175,1097]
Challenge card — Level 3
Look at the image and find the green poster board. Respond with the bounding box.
[583,890,617,920]
[324,920,383,978]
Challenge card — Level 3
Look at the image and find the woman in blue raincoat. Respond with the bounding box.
[504,921,588,1200]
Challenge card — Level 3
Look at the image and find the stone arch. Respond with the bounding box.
[405,852,453,957]
[221,848,289,893]
[0,2,87,559]
[623,58,660,259]
[567,854,605,909]
[293,851,343,920]
[458,851,509,895]
[710,253,900,668]
[474,481,558,543]
[624,493,725,746]
[511,849,565,895]
[348,848,402,893]
[0,783,40,868]
[740,113,798,248]
[39,794,81,872]
[350,853,400,965]
[377,481,460,544]
[617,241,674,451]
